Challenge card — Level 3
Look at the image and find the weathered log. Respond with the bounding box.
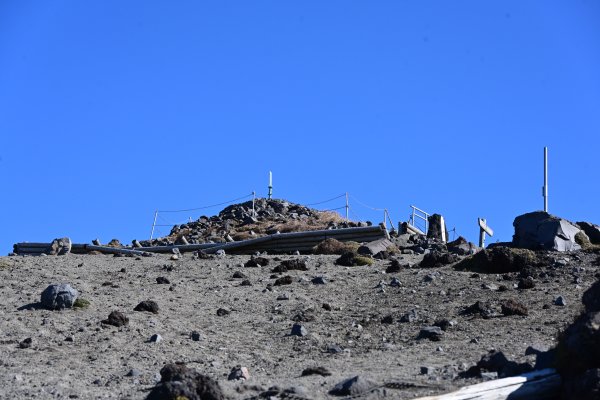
[414,368,560,400]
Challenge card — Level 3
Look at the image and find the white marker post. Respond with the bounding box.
[478,218,494,248]
[268,171,273,200]
[543,147,548,212]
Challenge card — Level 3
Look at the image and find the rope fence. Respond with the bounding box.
[149,191,453,240]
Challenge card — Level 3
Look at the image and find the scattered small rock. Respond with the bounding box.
[301,366,331,377]
[190,331,201,341]
[134,301,159,314]
[19,338,32,349]
[149,334,162,343]
[156,277,170,284]
[329,375,378,396]
[555,296,567,306]
[417,326,444,341]
[290,323,308,337]
[216,308,230,316]
[228,365,250,381]
[501,299,528,316]
[102,311,129,327]
[274,276,293,286]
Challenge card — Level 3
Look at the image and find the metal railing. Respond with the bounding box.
[409,205,429,235]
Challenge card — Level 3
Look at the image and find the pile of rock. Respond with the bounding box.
[141,198,366,247]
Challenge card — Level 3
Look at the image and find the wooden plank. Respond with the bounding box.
[413,368,560,400]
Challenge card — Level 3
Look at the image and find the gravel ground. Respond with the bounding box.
[0,250,595,399]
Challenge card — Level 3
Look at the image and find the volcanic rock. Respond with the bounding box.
[513,211,582,251]
[134,301,159,314]
[40,283,79,310]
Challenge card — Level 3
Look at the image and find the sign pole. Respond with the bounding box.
[543,147,548,212]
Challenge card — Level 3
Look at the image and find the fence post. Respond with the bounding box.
[252,191,256,217]
[150,210,158,240]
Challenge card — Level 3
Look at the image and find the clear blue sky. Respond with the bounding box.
[1,1,599,253]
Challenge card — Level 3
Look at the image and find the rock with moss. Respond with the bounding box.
[335,252,374,267]
[454,246,539,273]
[73,298,90,309]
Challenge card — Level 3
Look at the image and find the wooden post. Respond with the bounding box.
[150,210,158,240]
[478,218,494,248]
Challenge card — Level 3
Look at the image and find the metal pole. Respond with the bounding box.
[543,147,548,212]
[345,192,349,221]
[268,171,273,200]
[150,210,158,240]
[252,191,256,216]
[411,206,415,227]
[383,209,387,228]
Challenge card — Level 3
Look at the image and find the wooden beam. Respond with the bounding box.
[413,368,560,400]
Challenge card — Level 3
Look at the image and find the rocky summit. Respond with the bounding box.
[141,198,372,247]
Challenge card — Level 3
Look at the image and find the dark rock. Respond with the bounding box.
[190,331,201,341]
[389,277,401,287]
[385,259,402,273]
[400,309,418,323]
[557,312,600,376]
[577,222,600,245]
[501,299,528,316]
[274,276,293,286]
[149,334,162,343]
[134,301,159,314]
[277,259,307,271]
[419,251,458,268]
[232,271,247,279]
[146,363,225,400]
[329,375,377,396]
[417,326,444,341]
[563,368,600,400]
[311,276,327,285]
[518,277,535,289]
[476,350,532,378]
[381,315,394,324]
[216,308,230,316]
[102,311,129,327]
[427,214,448,242]
[335,251,373,267]
[156,277,170,284]
[433,319,454,331]
[40,284,79,310]
[326,344,343,353]
[322,303,332,311]
[301,366,331,376]
[447,236,478,255]
[513,211,582,251]
[227,366,250,381]
[583,281,600,312]
[244,256,269,268]
[290,323,307,337]
[240,280,252,286]
[555,296,567,306]
[462,301,494,319]
[19,337,32,349]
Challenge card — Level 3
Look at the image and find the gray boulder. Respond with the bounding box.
[40,284,78,310]
[49,237,72,255]
[513,211,582,252]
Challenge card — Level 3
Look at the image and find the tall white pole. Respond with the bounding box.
[543,147,548,212]
[345,192,349,221]
[268,171,273,200]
